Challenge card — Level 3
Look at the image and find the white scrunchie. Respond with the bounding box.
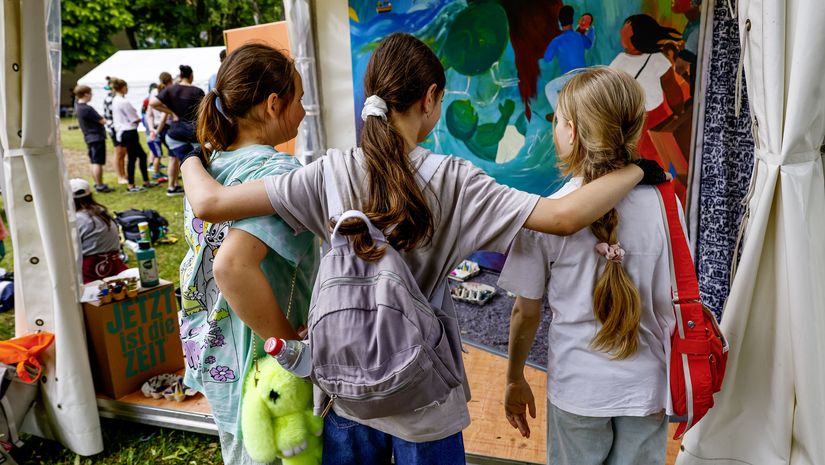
[361,95,388,121]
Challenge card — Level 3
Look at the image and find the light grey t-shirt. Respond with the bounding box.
[76,210,121,256]
[264,146,539,442]
[498,178,679,417]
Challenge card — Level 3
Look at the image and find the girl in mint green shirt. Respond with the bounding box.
[179,43,317,465]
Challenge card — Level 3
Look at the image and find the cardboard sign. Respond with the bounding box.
[83,281,183,398]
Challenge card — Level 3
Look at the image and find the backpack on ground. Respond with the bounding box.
[114,208,169,243]
[308,150,462,420]
[655,182,729,439]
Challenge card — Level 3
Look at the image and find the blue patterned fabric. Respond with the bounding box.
[696,2,755,320]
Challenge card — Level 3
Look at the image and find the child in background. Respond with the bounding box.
[178,43,318,465]
[73,85,114,193]
[178,33,666,465]
[143,83,169,183]
[498,67,679,465]
[71,178,128,283]
[110,78,156,193]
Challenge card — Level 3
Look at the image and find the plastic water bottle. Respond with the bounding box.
[264,338,311,378]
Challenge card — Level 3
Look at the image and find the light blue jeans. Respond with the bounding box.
[546,401,668,465]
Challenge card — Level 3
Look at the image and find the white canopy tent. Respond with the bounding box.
[677,0,825,464]
[76,46,223,118]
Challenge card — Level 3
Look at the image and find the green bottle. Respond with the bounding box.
[136,241,159,287]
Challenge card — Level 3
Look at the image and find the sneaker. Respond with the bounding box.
[95,184,115,193]
[127,186,147,193]
[117,178,129,185]
[153,172,168,180]
[144,182,159,188]
[166,186,185,196]
[154,176,169,183]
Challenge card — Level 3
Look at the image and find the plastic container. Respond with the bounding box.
[263,338,311,378]
[137,221,151,243]
[136,241,160,287]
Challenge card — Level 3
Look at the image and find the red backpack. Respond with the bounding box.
[656,182,729,439]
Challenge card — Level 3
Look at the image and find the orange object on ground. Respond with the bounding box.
[0,332,55,383]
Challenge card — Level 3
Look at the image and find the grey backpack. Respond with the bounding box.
[307,151,462,420]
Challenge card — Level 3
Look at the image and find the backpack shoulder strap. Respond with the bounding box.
[323,149,345,221]
[655,182,699,302]
[417,153,447,186]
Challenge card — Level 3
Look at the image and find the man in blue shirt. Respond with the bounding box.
[543,5,595,117]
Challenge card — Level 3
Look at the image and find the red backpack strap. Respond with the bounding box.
[656,182,699,302]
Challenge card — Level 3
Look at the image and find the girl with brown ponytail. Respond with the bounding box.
[180,34,667,464]
[499,67,680,465]
[177,43,318,465]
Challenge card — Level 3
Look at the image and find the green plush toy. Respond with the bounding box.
[241,357,323,465]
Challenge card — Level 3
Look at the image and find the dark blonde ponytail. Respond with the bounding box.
[195,43,296,155]
[556,67,647,359]
[334,33,446,261]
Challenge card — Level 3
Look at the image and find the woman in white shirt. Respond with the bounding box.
[111,78,156,192]
[499,67,681,465]
[610,14,684,171]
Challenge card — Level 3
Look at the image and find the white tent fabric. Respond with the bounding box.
[76,46,223,118]
[0,0,102,455]
[677,0,825,464]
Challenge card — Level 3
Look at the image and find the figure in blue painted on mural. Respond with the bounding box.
[543,5,595,120]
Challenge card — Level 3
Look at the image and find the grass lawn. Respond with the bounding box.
[1,118,221,464]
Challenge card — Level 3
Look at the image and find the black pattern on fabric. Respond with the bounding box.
[696,2,755,319]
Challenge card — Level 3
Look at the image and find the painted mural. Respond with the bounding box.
[348,0,701,198]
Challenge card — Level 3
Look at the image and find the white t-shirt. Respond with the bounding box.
[610,52,673,111]
[498,178,681,418]
[112,95,139,138]
[263,146,540,442]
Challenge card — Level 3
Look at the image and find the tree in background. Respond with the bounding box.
[62,0,134,71]
[61,0,284,71]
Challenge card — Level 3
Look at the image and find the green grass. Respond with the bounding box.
[1,118,219,463]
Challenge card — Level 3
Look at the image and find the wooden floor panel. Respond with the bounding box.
[463,345,681,464]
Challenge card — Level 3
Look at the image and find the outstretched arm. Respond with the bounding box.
[523,164,643,235]
[181,156,275,223]
[505,296,542,438]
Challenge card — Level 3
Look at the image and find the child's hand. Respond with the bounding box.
[504,378,536,438]
[632,158,671,184]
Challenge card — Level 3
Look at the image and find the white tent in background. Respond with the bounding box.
[677,0,825,464]
[76,46,223,118]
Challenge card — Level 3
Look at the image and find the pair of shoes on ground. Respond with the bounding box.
[95,184,115,193]
[166,186,184,196]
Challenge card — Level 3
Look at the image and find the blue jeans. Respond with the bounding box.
[322,410,465,465]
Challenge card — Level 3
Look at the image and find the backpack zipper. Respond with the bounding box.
[317,271,434,317]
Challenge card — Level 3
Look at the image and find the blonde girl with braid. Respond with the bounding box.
[498,67,681,465]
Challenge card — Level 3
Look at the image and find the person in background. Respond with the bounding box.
[207,49,227,92]
[103,76,128,185]
[111,78,156,193]
[71,178,128,283]
[73,85,114,193]
[143,83,169,183]
[150,65,205,196]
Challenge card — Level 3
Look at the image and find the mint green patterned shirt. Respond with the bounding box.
[179,145,318,437]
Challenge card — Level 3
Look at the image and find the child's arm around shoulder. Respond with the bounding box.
[523,162,668,235]
[180,155,275,223]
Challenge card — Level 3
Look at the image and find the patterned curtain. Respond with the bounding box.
[695,0,755,319]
